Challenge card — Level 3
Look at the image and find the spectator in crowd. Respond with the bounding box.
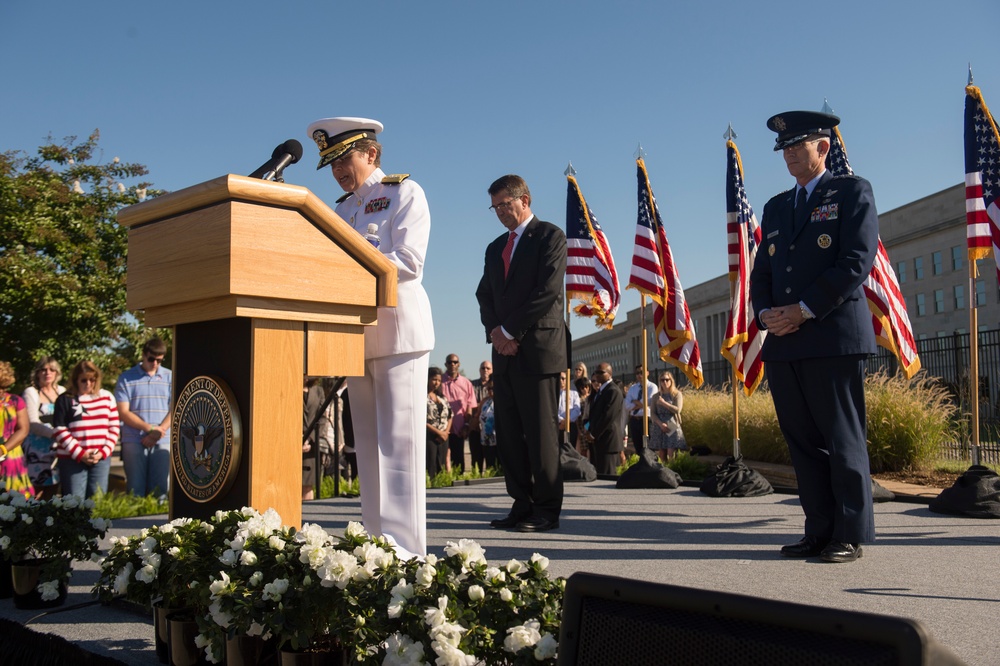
[649,371,687,462]
[557,370,581,446]
[114,338,172,497]
[0,360,33,498]
[468,361,492,473]
[54,361,119,498]
[302,377,326,500]
[426,367,452,479]
[624,365,657,459]
[441,354,477,474]
[22,356,65,494]
[573,362,588,383]
[588,363,624,475]
[477,378,498,470]
[574,377,593,458]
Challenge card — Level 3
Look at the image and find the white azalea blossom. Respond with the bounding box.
[345,520,367,538]
[135,564,157,584]
[209,571,231,597]
[529,553,549,571]
[534,633,558,660]
[383,632,425,666]
[505,559,524,574]
[38,579,62,601]
[240,549,258,566]
[430,640,476,666]
[415,562,436,587]
[317,550,359,589]
[499,588,513,602]
[113,562,134,595]
[219,549,238,566]
[268,535,286,551]
[467,585,484,602]
[262,578,289,601]
[444,539,487,571]
[248,571,263,587]
[0,536,10,551]
[45,516,55,527]
[504,620,542,654]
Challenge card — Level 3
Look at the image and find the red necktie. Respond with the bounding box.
[502,231,516,277]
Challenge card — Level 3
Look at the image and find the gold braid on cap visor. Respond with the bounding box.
[320,132,370,160]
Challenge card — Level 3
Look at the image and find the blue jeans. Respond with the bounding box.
[121,440,171,497]
[58,456,111,499]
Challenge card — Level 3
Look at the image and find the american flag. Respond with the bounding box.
[628,158,703,388]
[965,85,1000,273]
[565,174,621,329]
[720,140,766,396]
[827,126,921,378]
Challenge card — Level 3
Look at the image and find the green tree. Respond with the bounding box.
[0,130,169,389]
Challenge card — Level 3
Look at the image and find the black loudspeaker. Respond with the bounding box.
[558,573,964,666]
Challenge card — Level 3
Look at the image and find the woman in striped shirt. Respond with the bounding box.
[52,361,120,498]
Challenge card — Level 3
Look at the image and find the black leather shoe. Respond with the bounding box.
[515,517,559,533]
[490,514,525,529]
[821,542,863,563]
[780,535,828,558]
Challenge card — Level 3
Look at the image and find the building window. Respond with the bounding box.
[954,285,966,310]
[937,331,948,338]
[896,261,906,283]
[916,293,926,316]
[932,251,943,275]
[914,257,924,280]
[934,289,945,313]
[952,246,964,271]
[976,280,987,306]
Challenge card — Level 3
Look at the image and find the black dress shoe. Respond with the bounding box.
[821,542,863,563]
[490,514,525,529]
[515,517,559,533]
[780,535,829,558]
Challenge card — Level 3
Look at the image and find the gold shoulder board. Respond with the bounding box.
[381,173,410,184]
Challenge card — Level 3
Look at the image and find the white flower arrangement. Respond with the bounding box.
[0,491,110,600]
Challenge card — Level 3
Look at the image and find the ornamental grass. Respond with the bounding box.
[682,371,958,473]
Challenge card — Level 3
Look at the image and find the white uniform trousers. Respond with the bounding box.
[347,351,429,558]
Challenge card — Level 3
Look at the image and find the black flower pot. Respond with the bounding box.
[11,558,68,610]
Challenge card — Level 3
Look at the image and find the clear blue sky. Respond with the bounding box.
[2,1,998,375]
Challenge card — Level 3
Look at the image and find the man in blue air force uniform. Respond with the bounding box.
[750,110,878,564]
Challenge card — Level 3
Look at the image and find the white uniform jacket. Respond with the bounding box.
[335,168,435,359]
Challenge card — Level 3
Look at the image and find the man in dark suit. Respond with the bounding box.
[750,110,879,564]
[588,363,624,476]
[476,174,569,533]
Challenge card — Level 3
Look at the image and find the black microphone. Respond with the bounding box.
[248,139,303,181]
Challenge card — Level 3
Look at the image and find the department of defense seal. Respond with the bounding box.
[817,234,832,249]
[171,376,242,503]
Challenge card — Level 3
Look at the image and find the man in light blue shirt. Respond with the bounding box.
[114,337,172,497]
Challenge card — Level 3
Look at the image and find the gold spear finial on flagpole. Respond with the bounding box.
[723,123,737,141]
[634,143,646,160]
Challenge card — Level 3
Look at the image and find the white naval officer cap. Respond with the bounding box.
[306,117,383,169]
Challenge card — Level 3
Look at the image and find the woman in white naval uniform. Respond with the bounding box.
[306,117,434,558]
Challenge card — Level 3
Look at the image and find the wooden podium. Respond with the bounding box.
[117,175,396,527]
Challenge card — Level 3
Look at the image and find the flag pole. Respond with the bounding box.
[723,124,742,459]
[563,162,576,446]
[729,279,741,458]
[969,261,981,465]
[641,293,650,454]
